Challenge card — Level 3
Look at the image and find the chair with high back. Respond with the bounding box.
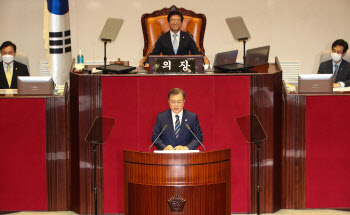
[14,52,30,74]
[140,5,208,66]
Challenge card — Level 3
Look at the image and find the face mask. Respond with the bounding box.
[331,52,342,62]
[2,55,14,64]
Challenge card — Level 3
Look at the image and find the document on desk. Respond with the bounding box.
[333,87,350,92]
[0,89,18,94]
[154,150,200,153]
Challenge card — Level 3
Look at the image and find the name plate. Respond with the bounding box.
[155,58,196,73]
[148,55,204,74]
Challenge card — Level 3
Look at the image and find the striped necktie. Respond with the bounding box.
[175,115,180,139]
[173,34,178,54]
[6,65,12,88]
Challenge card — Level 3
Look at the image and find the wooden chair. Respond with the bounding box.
[140,5,208,66]
[15,52,30,74]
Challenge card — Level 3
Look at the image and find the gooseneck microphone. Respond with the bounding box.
[138,31,164,74]
[187,31,215,74]
[185,124,206,151]
[149,124,168,152]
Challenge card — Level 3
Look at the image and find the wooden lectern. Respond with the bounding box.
[124,149,231,215]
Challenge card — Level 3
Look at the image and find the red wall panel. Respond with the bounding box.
[0,98,47,211]
[306,96,350,208]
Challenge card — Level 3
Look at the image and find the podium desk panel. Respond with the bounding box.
[0,95,69,211]
[124,149,231,215]
[282,83,350,209]
[70,64,282,214]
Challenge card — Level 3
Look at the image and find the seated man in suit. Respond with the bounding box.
[0,41,29,89]
[152,88,203,150]
[149,11,201,56]
[318,39,350,88]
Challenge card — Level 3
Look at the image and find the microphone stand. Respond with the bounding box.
[185,124,206,151]
[187,32,214,74]
[149,124,168,152]
[85,116,115,215]
[255,140,261,215]
[91,141,98,215]
[138,32,164,74]
[235,114,266,215]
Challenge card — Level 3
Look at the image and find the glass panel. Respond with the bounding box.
[85,116,116,145]
[236,114,267,143]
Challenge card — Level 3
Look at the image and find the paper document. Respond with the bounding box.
[0,89,18,94]
[285,83,296,93]
[154,150,200,154]
[333,87,350,92]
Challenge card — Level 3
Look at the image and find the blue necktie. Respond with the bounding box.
[173,34,178,54]
[175,115,180,139]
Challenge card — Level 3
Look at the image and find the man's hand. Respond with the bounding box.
[333,83,341,88]
[174,146,189,150]
[164,145,174,150]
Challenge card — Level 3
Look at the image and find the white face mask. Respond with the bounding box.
[2,55,14,64]
[331,52,342,62]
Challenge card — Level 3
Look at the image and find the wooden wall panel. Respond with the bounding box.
[46,96,70,211]
[250,65,282,213]
[70,73,103,215]
[281,85,306,209]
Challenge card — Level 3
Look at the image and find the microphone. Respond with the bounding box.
[138,31,164,74]
[185,124,206,151]
[187,31,215,74]
[149,124,168,152]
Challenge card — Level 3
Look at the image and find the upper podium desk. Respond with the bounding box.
[70,63,282,214]
[0,93,69,212]
[282,82,350,210]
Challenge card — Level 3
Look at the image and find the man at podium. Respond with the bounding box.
[152,88,203,150]
[150,11,200,56]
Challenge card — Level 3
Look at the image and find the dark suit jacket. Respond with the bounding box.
[0,61,30,89]
[318,59,350,87]
[152,109,203,150]
[150,30,201,56]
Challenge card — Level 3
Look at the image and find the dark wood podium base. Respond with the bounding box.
[124,149,231,215]
[128,183,226,215]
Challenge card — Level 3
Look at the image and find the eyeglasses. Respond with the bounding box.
[170,19,181,23]
[170,100,183,105]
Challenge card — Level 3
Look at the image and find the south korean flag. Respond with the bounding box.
[44,0,72,85]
